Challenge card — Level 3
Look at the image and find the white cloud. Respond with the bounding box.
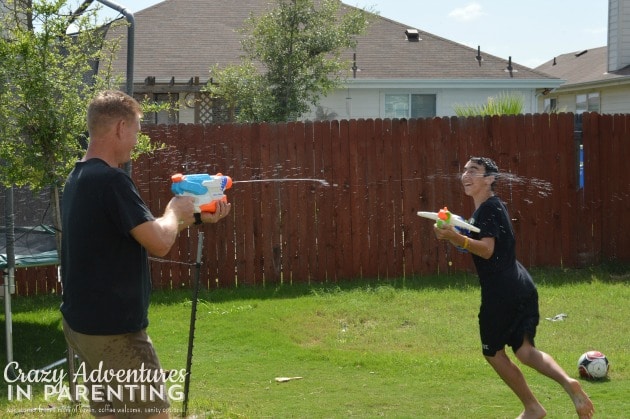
[448,3,485,22]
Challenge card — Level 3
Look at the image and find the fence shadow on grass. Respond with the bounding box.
[527,263,630,287]
[149,263,630,306]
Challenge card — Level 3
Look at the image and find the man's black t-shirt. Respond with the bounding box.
[470,196,536,305]
[60,159,155,335]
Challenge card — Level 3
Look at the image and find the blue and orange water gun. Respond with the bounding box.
[171,173,232,214]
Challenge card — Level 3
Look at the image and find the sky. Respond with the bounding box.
[88,0,609,69]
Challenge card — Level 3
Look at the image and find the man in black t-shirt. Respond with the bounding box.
[61,90,231,418]
[433,157,593,419]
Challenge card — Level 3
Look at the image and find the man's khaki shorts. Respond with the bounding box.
[62,319,171,418]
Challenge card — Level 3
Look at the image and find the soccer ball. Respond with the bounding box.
[577,351,609,379]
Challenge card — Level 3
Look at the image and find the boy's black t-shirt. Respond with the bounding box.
[60,158,155,335]
[470,196,536,304]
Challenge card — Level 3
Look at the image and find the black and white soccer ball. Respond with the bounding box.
[577,350,609,379]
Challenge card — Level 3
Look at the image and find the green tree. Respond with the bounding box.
[0,0,125,242]
[206,0,371,122]
[453,91,524,117]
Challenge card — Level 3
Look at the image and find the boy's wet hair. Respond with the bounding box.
[469,157,499,176]
[469,157,499,189]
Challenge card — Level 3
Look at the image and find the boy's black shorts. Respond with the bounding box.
[479,289,540,357]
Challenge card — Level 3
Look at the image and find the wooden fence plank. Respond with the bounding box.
[235,123,258,286]
[206,123,233,288]
[313,120,335,282]
[417,117,441,274]
[282,122,300,283]
[557,113,578,267]
[387,119,405,278]
[598,114,615,263]
[580,113,601,265]
[332,120,354,280]
[617,115,630,261]
[365,119,380,278]
[517,114,539,267]
[399,119,418,277]
[606,114,630,261]
[348,120,364,278]
[257,123,277,285]
[302,121,320,283]
[293,121,312,283]
[447,116,471,272]
[376,119,393,278]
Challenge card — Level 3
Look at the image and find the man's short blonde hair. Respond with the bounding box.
[87,90,143,135]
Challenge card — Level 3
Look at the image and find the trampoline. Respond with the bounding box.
[1,225,59,372]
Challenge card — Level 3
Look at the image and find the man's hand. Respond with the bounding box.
[168,195,197,226]
[199,200,231,224]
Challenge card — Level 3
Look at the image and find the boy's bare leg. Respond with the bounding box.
[515,340,594,419]
[485,349,547,419]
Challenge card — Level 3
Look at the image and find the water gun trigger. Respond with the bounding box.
[436,207,452,229]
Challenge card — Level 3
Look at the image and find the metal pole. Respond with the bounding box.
[3,186,16,378]
[95,0,135,176]
[182,231,204,418]
[70,0,134,96]
[96,0,134,96]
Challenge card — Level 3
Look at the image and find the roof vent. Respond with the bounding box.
[405,29,420,42]
[476,46,483,66]
[504,56,518,77]
[575,50,588,57]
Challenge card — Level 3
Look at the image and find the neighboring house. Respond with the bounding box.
[535,0,630,115]
[105,0,562,123]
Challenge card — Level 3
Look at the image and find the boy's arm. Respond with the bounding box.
[433,226,495,259]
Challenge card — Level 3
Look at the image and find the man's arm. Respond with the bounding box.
[131,196,195,257]
[131,198,232,257]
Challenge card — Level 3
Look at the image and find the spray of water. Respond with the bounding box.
[409,172,553,198]
[233,179,330,187]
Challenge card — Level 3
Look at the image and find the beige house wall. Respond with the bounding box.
[538,83,630,115]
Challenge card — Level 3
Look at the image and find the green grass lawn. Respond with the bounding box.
[1,266,629,418]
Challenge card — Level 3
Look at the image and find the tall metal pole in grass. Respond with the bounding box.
[183,231,204,417]
[3,186,16,378]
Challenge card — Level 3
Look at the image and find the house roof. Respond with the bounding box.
[341,12,555,83]
[535,46,630,90]
[106,0,560,86]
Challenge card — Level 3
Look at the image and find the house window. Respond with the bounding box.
[543,98,557,113]
[385,94,436,118]
[135,93,179,125]
[576,93,599,114]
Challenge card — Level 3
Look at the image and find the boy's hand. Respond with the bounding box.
[433,224,458,242]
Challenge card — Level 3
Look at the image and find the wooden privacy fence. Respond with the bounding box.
[6,112,630,294]
[135,112,629,289]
